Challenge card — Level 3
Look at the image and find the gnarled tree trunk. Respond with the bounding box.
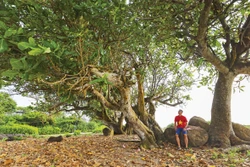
[208,72,235,147]
[119,87,158,149]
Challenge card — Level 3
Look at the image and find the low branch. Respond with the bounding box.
[89,66,123,87]
[92,88,120,111]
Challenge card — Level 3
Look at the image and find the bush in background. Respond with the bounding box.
[38,126,61,135]
[0,124,38,135]
[73,130,81,136]
[16,111,54,127]
[92,125,107,133]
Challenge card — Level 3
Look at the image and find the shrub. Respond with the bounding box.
[55,117,78,133]
[73,130,81,136]
[0,114,19,125]
[38,126,61,135]
[16,111,54,127]
[92,125,107,133]
[0,124,38,135]
[86,122,97,132]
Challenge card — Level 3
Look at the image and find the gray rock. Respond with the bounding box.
[163,125,208,147]
[189,116,210,132]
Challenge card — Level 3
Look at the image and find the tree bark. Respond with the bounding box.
[208,72,236,148]
[119,87,158,149]
[136,73,148,126]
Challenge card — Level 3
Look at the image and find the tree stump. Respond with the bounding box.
[103,127,114,137]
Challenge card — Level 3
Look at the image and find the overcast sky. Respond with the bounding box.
[156,82,250,128]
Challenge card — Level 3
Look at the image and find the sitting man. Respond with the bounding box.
[174,109,188,150]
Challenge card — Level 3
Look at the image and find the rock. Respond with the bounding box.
[164,125,208,147]
[189,116,210,132]
[232,123,250,141]
[187,126,208,147]
[47,135,63,142]
[0,134,25,141]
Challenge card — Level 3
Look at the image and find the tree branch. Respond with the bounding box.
[213,0,231,60]
[91,88,120,111]
[88,66,123,87]
[234,62,250,75]
[196,0,229,74]
[236,15,250,56]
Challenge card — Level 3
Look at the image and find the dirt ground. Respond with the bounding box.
[0,134,250,167]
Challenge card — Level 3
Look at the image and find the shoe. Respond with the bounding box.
[178,147,181,150]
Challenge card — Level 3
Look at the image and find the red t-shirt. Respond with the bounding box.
[174,115,187,128]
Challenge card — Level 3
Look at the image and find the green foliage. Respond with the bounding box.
[0,114,21,125]
[55,116,101,133]
[73,130,81,136]
[92,125,107,133]
[85,122,98,132]
[16,111,54,127]
[55,117,79,133]
[0,124,38,135]
[38,126,61,135]
[0,92,17,114]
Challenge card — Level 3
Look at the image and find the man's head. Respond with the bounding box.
[178,109,183,115]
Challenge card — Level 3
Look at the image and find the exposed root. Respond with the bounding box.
[223,144,250,153]
[233,123,250,141]
[230,134,250,146]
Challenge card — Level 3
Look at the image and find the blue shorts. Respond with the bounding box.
[176,128,187,135]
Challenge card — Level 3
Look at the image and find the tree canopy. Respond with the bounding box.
[0,92,17,114]
[1,0,250,148]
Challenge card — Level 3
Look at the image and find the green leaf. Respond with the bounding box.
[89,78,104,84]
[215,40,221,47]
[38,44,51,53]
[0,21,7,30]
[18,42,31,51]
[28,37,36,46]
[1,70,19,79]
[28,48,44,56]
[10,58,24,70]
[17,28,23,34]
[4,28,16,38]
[43,47,51,53]
[0,39,8,53]
[20,57,28,69]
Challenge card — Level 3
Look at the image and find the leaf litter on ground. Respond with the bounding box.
[0,134,250,167]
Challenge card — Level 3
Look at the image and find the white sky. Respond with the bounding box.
[156,82,250,128]
[11,80,250,128]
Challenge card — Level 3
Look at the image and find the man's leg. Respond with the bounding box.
[183,133,188,148]
[175,128,181,149]
[175,134,181,148]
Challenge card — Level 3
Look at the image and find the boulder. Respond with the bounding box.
[164,125,208,147]
[189,116,210,132]
[187,126,208,147]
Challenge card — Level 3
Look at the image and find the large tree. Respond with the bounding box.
[0,0,193,148]
[131,0,250,147]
